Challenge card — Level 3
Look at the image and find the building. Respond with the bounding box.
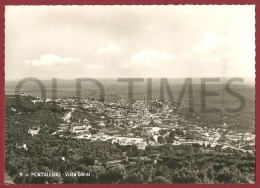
[28,126,40,136]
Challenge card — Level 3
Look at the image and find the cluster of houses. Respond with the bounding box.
[74,133,148,150]
[24,95,255,153]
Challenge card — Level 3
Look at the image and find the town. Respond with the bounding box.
[27,94,255,154]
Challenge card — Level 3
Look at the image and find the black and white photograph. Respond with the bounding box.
[4,5,256,184]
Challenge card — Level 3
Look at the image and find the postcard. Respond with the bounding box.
[1,3,258,187]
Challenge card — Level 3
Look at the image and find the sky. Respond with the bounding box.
[5,5,255,80]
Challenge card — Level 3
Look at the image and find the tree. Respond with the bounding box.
[87,166,106,182]
[124,172,144,183]
[82,156,95,166]
[89,129,98,134]
[166,137,174,143]
[104,164,126,183]
[152,176,172,184]
[169,131,175,139]
[63,176,78,184]
[216,167,232,183]
[157,136,166,144]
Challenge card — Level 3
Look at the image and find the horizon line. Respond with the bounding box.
[5,76,256,81]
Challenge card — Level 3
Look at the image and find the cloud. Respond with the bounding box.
[190,32,233,66]
[84,64,106,70]
[192,32,229,53]
[129,49,176,67]
[97,42,122,56]
[24,54,81,66]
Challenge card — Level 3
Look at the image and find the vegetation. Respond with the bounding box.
[5,95,255,184]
